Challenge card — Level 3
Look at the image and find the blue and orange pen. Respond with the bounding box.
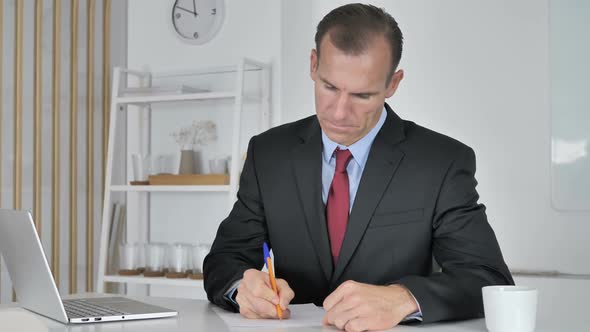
[263,242,283,320]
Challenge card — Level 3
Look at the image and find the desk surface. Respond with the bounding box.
[0,276,588,331]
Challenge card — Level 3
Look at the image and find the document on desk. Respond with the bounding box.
[213,303,325,328]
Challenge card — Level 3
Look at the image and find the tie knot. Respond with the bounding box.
[334,148,353,173]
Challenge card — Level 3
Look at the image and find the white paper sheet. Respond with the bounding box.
[213,303,325,328]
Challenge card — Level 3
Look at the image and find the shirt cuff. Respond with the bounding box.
[401,290,423,322]
[224,279,242,306]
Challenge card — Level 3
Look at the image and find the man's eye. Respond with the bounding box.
[325,85,337,90]
[356,94,370,99]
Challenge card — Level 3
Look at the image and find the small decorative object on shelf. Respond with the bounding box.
[166,244,190,279]
[171,120,218,175]
[189,243,210,279]
[208,156,230,174]
[171,125,194,174]
[152,154,175,175]
[144,243,167,277]
[130,153,151,184]
[118,243,141,276]
[178,150,195,174]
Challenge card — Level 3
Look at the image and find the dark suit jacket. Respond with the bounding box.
[203,104,514,323]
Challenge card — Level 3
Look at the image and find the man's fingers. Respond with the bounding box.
[240,269,295,319]
[331,309,358,331]
[251,279,280,305]
[249,296,283,319]
[324,295,369,330]
[238,296,262,320]
[238,283,279,318]
[323,295,359,324]
[239,306,261,319]
[276,278,295,309]
[344,317,370,332]
[323,280,356,310]
[243,269,279,305]
[324,307,358,330]
[323,289,341,311]
[238,287,278,319]
[280,308,292,319]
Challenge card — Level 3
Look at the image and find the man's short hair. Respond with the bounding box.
[314,3,403,83]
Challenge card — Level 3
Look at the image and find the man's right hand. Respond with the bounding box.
[236,268,295,319]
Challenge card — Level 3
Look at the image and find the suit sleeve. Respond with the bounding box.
[203,136,267,312]
[398,146,514,323]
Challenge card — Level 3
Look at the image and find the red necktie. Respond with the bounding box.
[326,148,353,264]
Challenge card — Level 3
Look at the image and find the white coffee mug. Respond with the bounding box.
[208,157,228,174]
[167,243,190,273]
[482,285,538,332]
[119,243,138,270]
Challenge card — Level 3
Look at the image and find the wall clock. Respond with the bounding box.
[171,0,225,45]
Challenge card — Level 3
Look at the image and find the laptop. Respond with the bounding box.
[0,209,178,324]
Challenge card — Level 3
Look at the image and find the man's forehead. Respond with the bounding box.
[319,32,390,58]
[316,43,390,90]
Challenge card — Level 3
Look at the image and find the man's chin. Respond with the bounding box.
[324,132,359,147]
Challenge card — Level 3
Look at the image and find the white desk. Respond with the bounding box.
[0,276,588,331]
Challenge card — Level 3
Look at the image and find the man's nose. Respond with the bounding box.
[333,94,351,120]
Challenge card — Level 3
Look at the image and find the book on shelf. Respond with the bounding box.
[107,203,126,274]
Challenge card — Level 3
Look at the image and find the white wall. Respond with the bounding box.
[280,0,315,124]
[283,0,590,275]
[549,0,590,211]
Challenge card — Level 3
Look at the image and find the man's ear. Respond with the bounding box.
[385,69,404,98]
[310,49,318,81]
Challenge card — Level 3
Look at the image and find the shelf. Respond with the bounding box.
[110,185,230,192]
[149,61,267,77]
[103,275,204,287]
[115,91,236,105]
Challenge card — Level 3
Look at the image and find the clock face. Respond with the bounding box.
[172,0,225,45]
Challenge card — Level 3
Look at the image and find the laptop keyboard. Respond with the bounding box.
[63,299,126,318]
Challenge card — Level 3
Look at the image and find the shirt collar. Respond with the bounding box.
[321,106,387,168]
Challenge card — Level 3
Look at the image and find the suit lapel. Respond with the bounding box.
[291,118,333,281]
[331,104,406,283]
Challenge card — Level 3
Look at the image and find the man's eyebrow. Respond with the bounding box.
[318,75,379,96]
[352,90,379,97]
[319,76,337,88]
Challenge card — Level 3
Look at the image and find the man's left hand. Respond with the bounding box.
[322,280,419,332]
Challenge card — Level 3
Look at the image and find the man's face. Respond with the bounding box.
[310,35,404,146]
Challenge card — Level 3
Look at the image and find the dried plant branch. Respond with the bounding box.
[170,120,218,150]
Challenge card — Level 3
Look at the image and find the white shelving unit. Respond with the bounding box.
[96,58,271,293]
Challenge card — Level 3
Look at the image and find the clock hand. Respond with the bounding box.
[192,0,197,17]
[175,5,196,16]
